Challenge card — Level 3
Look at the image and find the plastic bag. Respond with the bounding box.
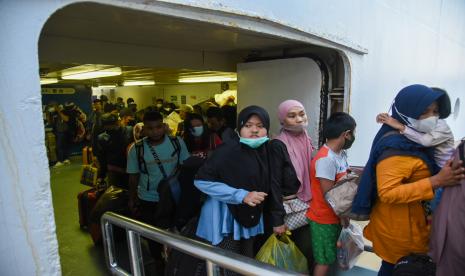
[337,222,364,270]
[256,233,308,274]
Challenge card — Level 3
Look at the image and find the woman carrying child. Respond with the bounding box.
[352,84,465,276]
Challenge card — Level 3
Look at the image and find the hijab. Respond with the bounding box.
[196,105,272,227]
[236,105,270,132]
[275,100,314,202]
[352,84,446,217]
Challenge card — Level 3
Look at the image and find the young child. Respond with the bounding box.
[376,111,455,212]
[306,112,356,276]
[376,113,455,168]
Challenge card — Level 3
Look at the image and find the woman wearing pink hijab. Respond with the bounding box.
[267,99,314,267]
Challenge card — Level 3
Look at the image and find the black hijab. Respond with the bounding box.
[196,105,271,227]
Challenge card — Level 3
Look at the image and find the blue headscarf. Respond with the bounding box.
[351,84,445,217]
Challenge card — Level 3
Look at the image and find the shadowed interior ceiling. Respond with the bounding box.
[39,2,305,86]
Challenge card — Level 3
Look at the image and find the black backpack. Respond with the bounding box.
[393,254,436,276]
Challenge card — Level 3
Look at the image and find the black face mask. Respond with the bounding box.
[342,134,355,149]
[127,120,136,127]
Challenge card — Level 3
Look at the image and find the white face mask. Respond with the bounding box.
[395,105,439,133]
[191,126,204,137]
[408,116,439,133]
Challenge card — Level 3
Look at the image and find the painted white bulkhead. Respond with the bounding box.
[1,0,465,275]
[237,58,322,141]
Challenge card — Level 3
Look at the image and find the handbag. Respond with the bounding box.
[80,164,98,187]
[148,141,182,229]
[283,195,309,230]
[147,139,182,204]
[324,172,360,217]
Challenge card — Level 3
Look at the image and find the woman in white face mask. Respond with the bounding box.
[354,84,465,276]
[376,87,455,169]
[182,113,221,159]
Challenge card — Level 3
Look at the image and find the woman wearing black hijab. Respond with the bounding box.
[194,105,280,258]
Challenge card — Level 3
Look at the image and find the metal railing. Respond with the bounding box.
[101,212,302,276]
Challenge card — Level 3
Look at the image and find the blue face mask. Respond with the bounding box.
[191,126,204,137]
[239,136,269,148]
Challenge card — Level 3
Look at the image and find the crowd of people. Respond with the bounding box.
[63,84,465,276]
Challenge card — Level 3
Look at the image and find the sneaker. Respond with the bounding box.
[63,159,71,165]
[53,162,64,168]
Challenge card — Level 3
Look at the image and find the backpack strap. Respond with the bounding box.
[135,140,147,174]
[165,136,182,179]
[137,137,182,191]
[169,136,181,166]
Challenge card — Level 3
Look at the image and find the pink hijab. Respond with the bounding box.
[275,100,314,202]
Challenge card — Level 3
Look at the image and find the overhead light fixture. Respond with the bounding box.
[123,80,155,86]
[62,67,122,80]
[178,76,237,83]
[97,85,117,88]
[40,78,58,85]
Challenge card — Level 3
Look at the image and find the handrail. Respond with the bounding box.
[101,212,302,276]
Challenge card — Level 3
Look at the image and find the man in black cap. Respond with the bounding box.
[119,108,136,127]
[87,99,104,149]
[95,113,134,188]
[100,94,109,111]
[206,106,237,143]
[116,97,125,111]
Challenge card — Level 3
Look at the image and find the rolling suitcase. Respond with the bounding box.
[77,188,100,229]
[89,186,129,245]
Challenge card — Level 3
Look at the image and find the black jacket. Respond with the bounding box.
[196,139,281,228]
[268,139,301,227]
[96,126,133,179]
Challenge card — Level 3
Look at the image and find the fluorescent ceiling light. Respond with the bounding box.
[97,85,117,88]
[62,67,122,80]
[178,76,237,83]
[40,78,58,85]
[123,80,155,86]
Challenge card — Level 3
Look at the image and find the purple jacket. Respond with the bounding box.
[429,142,465,276]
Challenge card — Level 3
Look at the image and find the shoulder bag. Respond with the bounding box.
[283,195,309,230]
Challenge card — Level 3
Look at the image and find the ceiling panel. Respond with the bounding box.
[39,2,304,86]
[40,63,237,86]
[41,2,296,53]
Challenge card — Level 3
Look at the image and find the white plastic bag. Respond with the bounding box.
[337,222,364,270]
